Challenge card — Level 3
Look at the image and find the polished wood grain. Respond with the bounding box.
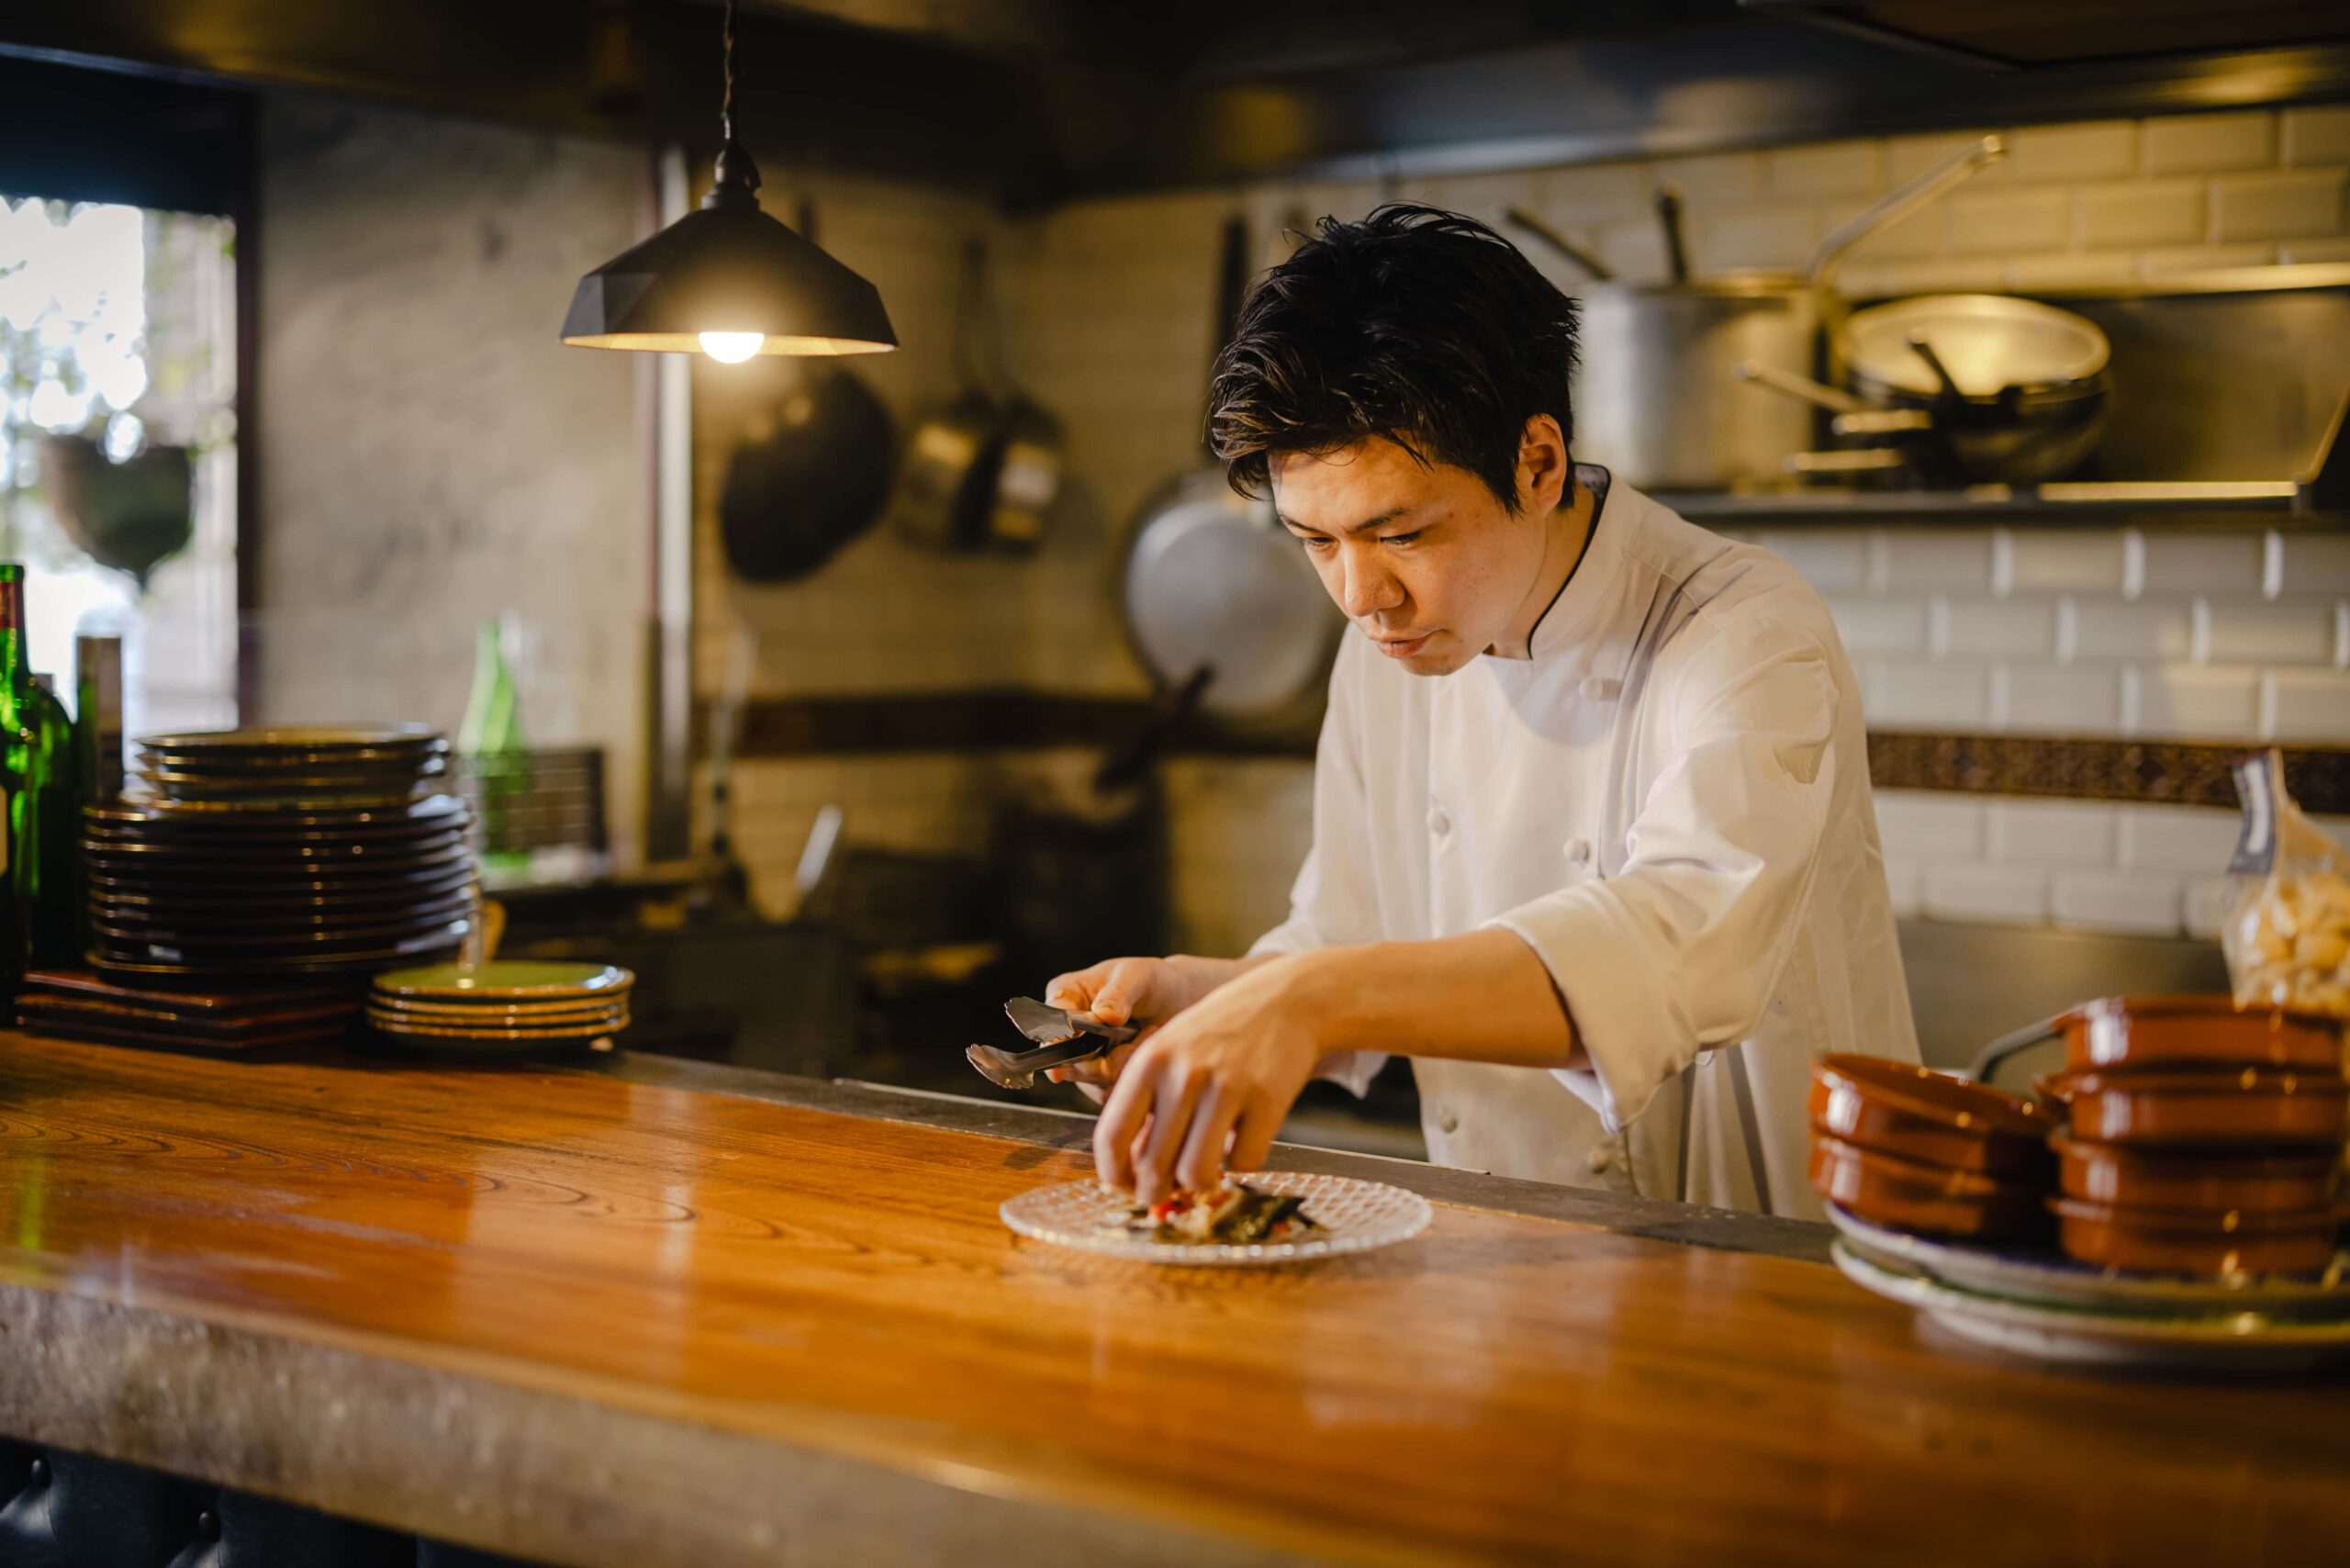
[0,1031,2344,1567]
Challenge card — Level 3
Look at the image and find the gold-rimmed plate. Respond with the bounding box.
[371,960,632,1002]
[366,994,627,1024]
[365,1012,629,1042]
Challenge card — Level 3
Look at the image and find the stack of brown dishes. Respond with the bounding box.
[1808,1054,2053,1242]
[2040,996,2348,1276]
[85,726,475,980]
[16,969,360,1052]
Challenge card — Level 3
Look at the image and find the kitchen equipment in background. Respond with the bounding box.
[1652,184,1689,284]
[891,237,1058,554]
[1744,292,2114,485]
[718,198,897,583]
[1505,133,2005,490]
[1123,213,1342,734]
[891,238,1004,551]
[799,835,988,951]
[453,746,607,873]
[39,433,193,589]
[981,284,1064,554]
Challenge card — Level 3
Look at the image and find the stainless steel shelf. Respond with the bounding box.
[1654,480,2343,530]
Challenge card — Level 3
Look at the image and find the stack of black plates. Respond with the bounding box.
[136,723,449,805]
[86,726,476,980]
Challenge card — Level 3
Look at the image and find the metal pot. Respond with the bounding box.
[1506,134,2005,491]
[1121,214,1343,736]
[1744,292,2113,486]
[1569,275,1820,490]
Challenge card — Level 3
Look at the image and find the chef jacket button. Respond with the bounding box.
[1564,836,1592,866]
[1437,1108,1460,1134]
[1580,676,1617,700]
[1588,1147,1614,1173]
[1427,805,1450,836]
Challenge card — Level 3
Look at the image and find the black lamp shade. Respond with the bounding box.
[562,199,897,356]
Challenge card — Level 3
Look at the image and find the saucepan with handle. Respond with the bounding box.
[1505,133,2006,491]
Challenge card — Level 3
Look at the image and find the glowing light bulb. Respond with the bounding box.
[699,331,764,363]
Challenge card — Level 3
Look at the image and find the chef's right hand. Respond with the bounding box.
[1042,958,1192,1103]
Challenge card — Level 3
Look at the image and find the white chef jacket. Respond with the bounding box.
[1250,470,1919,1217]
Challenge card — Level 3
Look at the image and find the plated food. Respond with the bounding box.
[1108,1182,1326,1247]
[1001,1170,1430,1265]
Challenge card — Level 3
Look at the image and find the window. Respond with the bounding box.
[0,192,239,734]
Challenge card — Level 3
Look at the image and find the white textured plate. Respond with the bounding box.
[1832,1240,2350,1369]
[1827,1204,2350,1316]
[1001,1171,1431,1266]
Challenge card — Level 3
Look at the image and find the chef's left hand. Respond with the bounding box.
[1091,956,1326,1202]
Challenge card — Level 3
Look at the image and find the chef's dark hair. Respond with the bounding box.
[1209,204,1580,512]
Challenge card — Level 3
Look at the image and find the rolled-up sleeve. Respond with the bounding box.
[1249,639,1387,1094]
[1488,616,1840,1130]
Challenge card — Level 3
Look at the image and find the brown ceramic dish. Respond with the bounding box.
[2053,1135,2341,1215]
[2055,994,2343,1075]
[1808,1134,2046,1241]
[2053,1068,2349,1149]
[1809,1054,2050,1177]
[2050,1196,2345,1277]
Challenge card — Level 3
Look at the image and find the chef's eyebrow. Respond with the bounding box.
[1277,505,1413,537]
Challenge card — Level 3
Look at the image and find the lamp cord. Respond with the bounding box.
[721,0,737,144]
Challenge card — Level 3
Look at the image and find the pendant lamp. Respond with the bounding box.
[562,0,896,361]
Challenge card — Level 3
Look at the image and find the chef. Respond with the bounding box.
[1049,205,1919,1218]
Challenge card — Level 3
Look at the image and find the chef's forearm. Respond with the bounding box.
[1162,951,1281,1013]
[1287,931,1588,1071]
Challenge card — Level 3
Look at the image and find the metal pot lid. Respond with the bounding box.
[1841,293,2109,399]
[1122,470,1343,720]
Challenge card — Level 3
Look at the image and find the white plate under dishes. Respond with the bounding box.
[1001,1170,1432,1266]
[1831,1240,2350,1370]
[1826,1204,2350,1316]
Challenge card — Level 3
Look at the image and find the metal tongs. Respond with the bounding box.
[966,997,1137,1091]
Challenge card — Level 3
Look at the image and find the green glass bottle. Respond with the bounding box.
[0,566,81,988]
[458,614,532,878]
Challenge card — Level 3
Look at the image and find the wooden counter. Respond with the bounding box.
[0,1032,2343,1567]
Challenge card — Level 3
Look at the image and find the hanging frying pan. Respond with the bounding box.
[719,198,895,582]
[1119,213,1343,736]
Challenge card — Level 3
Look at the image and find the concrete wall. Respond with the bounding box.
[254,100,649,857]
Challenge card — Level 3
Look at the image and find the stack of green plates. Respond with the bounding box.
[367,960,632,1056]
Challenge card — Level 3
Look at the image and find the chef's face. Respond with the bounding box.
[1270,418,1570,676]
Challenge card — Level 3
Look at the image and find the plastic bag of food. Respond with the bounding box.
[2225,749,2350,1015]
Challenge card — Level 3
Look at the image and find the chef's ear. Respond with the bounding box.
[1514,414,1569,515]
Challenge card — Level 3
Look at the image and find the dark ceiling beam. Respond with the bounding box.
[1042,19,2350,198]
[0,0,1052,199]
[725,0,1082,66]
[3,0,2347,208]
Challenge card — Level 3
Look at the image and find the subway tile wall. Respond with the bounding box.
[699,106,2350,951]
